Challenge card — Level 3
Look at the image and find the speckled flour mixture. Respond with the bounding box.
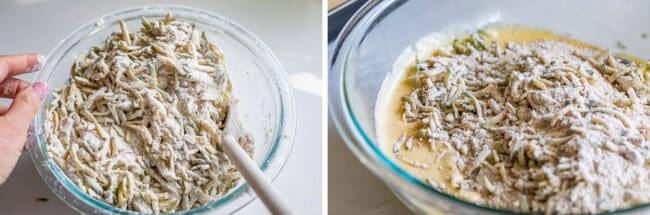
[382,28,650,214]
[44,14,253,213]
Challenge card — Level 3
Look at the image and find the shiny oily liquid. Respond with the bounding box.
[375,25,644,204]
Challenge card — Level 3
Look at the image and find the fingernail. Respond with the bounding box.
[32,82,49,99]
[26,54,47,73]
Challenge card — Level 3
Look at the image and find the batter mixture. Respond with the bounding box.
[44,14,253,213]
[376,25,650,214]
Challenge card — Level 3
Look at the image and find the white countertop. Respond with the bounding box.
[0,0,322,214]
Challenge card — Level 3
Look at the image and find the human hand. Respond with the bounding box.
[0,53,49,185]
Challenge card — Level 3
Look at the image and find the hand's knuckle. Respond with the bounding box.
[0,61,8,75]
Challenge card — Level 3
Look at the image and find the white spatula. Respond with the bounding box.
[221,103,295,215]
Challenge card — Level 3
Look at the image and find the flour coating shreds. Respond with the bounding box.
[398,32,650,214]
[44,14,254,213]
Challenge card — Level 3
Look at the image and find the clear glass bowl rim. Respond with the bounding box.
[328,0,650,214]
[28,4,296,215]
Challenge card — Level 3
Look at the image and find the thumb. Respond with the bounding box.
[3,82,49,131]
[0,82,48,185]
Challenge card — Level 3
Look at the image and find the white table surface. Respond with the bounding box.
[0,0,322,214]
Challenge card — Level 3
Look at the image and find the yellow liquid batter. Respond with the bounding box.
[377,54,482,202]
[375,24,645,204]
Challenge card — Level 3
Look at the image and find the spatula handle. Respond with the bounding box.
[222,135,295,215]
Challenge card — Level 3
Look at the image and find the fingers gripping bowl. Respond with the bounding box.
[28,5,295,214]
[329,0,650,214]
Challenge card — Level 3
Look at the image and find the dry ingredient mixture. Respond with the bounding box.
[44,14,253,213]
[383,27,650,214]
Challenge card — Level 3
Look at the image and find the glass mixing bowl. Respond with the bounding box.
[27,5,296,214]
[329,0,650,214]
